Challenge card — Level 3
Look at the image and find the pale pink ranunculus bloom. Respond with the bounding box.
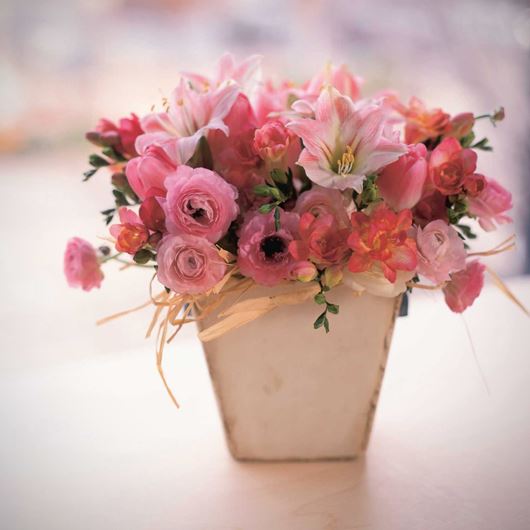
[287,87,406,192]
[64,237,104,292]
[237,209,306,286]
[294,185,352,228]
[377,143,428,211]
[467,178,512,231]
[443,260,486,313]
[163,165,239,243]
[126,145,177,199]
[156,234,226,295]
[415,220,466,283]
[109,208,149,255]
[136,78,239,164]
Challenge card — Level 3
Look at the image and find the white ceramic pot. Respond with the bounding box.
[198,284,401,461]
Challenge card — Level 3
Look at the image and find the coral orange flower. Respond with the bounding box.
[347,204,417,283]
[110,207,149,255]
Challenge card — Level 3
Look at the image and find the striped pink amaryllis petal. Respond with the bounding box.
[287,87,406,192]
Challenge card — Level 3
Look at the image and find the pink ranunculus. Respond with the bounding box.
[415,220,466,283]
[289,213,351,267]
[64,237,104,291]
[429,137,477,196]
[294,185,352,228]
[377,143,428,211]
[253,120,297,163]
[287,88,406,192]
[467,178,513,231]
[237,209,306,286]
[443,260,486,313]
[136,78,239,164]
[163,165,239,243]
[86,113,143,158]
[156,234,226,295]
[125,145,177,200]
[109,208,149,255]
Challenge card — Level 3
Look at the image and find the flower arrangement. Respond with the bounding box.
[65,54,517,397]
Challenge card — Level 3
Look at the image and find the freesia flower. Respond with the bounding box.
[467,178,512,231]
[253,119,298,164]
[64,237,104,291]
[163,165,239,243]
[413,191,448,227]
[289,213,351,267]
[447,113,475,139]
[347,204,417,283]
[237,209,307,286]
[377,143,428,211]
[139,196,166,233]
[86,113,143,158]
[443,260,486,313]
[156,234,227,294]
[397,97,451,144]
[136,78,239,164]
[429,137,477,196]
[126,145,177,199]
[287,87,406,192]
[110,208,149,255]
[294,185,352,228]
[415,220,466,283]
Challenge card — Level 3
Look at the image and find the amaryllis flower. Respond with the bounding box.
[254,79,300,126]
[109,208,149,255]
[136,78,239,164]
[443,260,486,313]
[86,113,143,158]
[64,237,104,291]
[377,143,428,211]
[294,185,352,228]
[289,213,351,267]
[467,178,512,231]
[303,63,362,102]
[429,137,477,196]
[287,87,406,192]
[237,209,308,286]
[395,97,451,144]
[415,220,466,283]
[126,145,177,200]
[163,166,239,243]
[183,53,262,95]
[347,204,417,283]
[156,234,226,295]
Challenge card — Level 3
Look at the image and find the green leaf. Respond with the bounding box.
[83,168,97,181]
[113,189,130,207]
[133,249,154,264]
[313,311,327,329]
[314,293,326,305]
[323,315,330,333]
[460,131,475,148]
[102,146,126,162]
[471,138,493,151]
[258,203,275,214]
[89,154,110,168]
[187,136,213,170]
[326,303,339,315]
[274,207,281,231]
[456,223,477,239]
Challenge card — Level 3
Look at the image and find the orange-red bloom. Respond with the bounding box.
[399,97,451,144]
[347,204,417,283]
[110,207,149,255]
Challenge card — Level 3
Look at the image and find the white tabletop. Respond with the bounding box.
[1,275,529,530]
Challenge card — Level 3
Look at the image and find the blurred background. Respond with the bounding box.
[0,0,529,372]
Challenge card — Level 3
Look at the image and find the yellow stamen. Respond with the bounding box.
[336,146,355,175]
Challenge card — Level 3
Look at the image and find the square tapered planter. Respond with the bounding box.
[198,285,401,461]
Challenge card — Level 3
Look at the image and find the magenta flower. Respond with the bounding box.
[377,143,428,211]
[156,234,227,295]
[415,220,466,283]
[443,261,486,313]
[136,78,239,164]
[64,238,104,292]
[163,166,239,243]
[237,209,306,286]
[467,178,512,231]
[287,87,406,192]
